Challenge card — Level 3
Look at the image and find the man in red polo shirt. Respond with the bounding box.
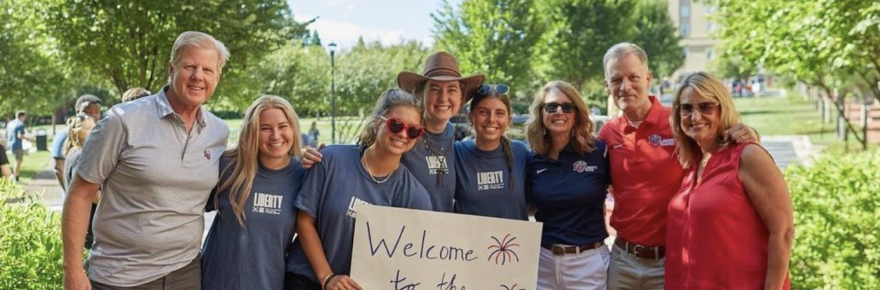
[599,42,756,290]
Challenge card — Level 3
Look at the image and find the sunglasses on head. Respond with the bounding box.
[677,102,720,116]
[380,116,424,139]
[543,102,577,113]
[477,84,510,96]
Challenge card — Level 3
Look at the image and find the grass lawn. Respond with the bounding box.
[13,150,52,184]
[733,95,838,145]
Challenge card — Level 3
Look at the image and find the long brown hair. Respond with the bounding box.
[468,88,516,191]
[525,80,597,155]
[216,95,302,226]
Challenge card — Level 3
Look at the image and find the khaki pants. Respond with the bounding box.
[91,255,200,290]
[607,244,665,290]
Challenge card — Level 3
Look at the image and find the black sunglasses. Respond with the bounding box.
[678,102,720,115]
[477,84,510,96]
[380,116,424,139]
[543,102,577,113]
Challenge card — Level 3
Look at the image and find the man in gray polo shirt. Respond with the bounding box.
[62,31,230,290]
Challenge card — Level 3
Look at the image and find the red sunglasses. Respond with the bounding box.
[380,116,424,139]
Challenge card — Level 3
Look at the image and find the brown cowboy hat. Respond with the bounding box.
[397,51,485,102]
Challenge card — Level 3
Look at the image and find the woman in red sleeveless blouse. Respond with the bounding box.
[666,72,793,290]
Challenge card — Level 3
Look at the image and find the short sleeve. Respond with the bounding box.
[77,109,127,185]
[294,155,330,218]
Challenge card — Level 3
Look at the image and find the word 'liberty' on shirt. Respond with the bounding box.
[477,171,504,191]
[253,192,283,215]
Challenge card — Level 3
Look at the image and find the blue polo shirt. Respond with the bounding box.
[286,145,432,283]
[527,141,611,247]
[401,123,457,212]
[454,139,530,220]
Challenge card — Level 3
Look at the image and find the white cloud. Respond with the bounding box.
[294,15,432,50]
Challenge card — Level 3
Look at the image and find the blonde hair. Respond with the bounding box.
[357,88,421,148]
[122,87,151,102]
[671,72,741,169]
[526,80,597,155]
[63,115,96,156]
[216,95,302,226]
[169,31,230,72]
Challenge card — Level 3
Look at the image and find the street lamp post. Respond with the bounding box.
[329,42,337,144]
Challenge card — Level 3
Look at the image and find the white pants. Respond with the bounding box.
[537,245,610,290]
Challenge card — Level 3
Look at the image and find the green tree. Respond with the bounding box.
[534,0,635,90]
[37,0,309,102]
[630,0,684,79]
[0,0,74,117]
[246,40,330,117]
[431,0,545,97]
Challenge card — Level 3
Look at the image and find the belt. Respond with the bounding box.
[543,242,605,256]
[614,237,665,260]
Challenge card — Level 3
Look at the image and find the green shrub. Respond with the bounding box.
[0,180,64,290]
[786,149,880,289]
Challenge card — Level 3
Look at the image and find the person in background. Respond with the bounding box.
[453,84,530,220]
[285,88,432,290]
[6,111,34,182]
[526,80,611,290]
[201,95,305,290]
[62,31,230,290]
[307,121,319,148]
[62,115,98,249]
[666,72,792,289]
[53,94,103,191]
[121,87,151,103]
[0,142,11,179]
[599,43,758,290]
[301,51,484,213]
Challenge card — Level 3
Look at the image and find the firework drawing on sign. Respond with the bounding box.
[487,234,520,265]
[500,284,525,290]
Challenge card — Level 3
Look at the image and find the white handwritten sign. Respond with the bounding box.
[351,204,542,290]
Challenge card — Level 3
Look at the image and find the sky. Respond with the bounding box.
[287,0,462,50]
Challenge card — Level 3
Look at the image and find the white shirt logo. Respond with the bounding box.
[426,155,449,174]
[252,192,283,215]
[477,170,504,190]
[536,168,548,175]
[346,196,372,218]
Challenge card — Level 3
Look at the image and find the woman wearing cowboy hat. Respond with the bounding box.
[302,51,484,213]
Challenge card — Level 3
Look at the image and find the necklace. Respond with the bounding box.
[361,151,395,184]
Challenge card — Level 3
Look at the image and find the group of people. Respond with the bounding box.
[59,30,793,290]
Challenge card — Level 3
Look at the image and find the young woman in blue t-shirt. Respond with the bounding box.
[453,84,530,220]
[285,88,433,290]
[201,95,306,290]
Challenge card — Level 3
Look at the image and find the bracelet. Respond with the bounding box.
[322,273,338,290]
